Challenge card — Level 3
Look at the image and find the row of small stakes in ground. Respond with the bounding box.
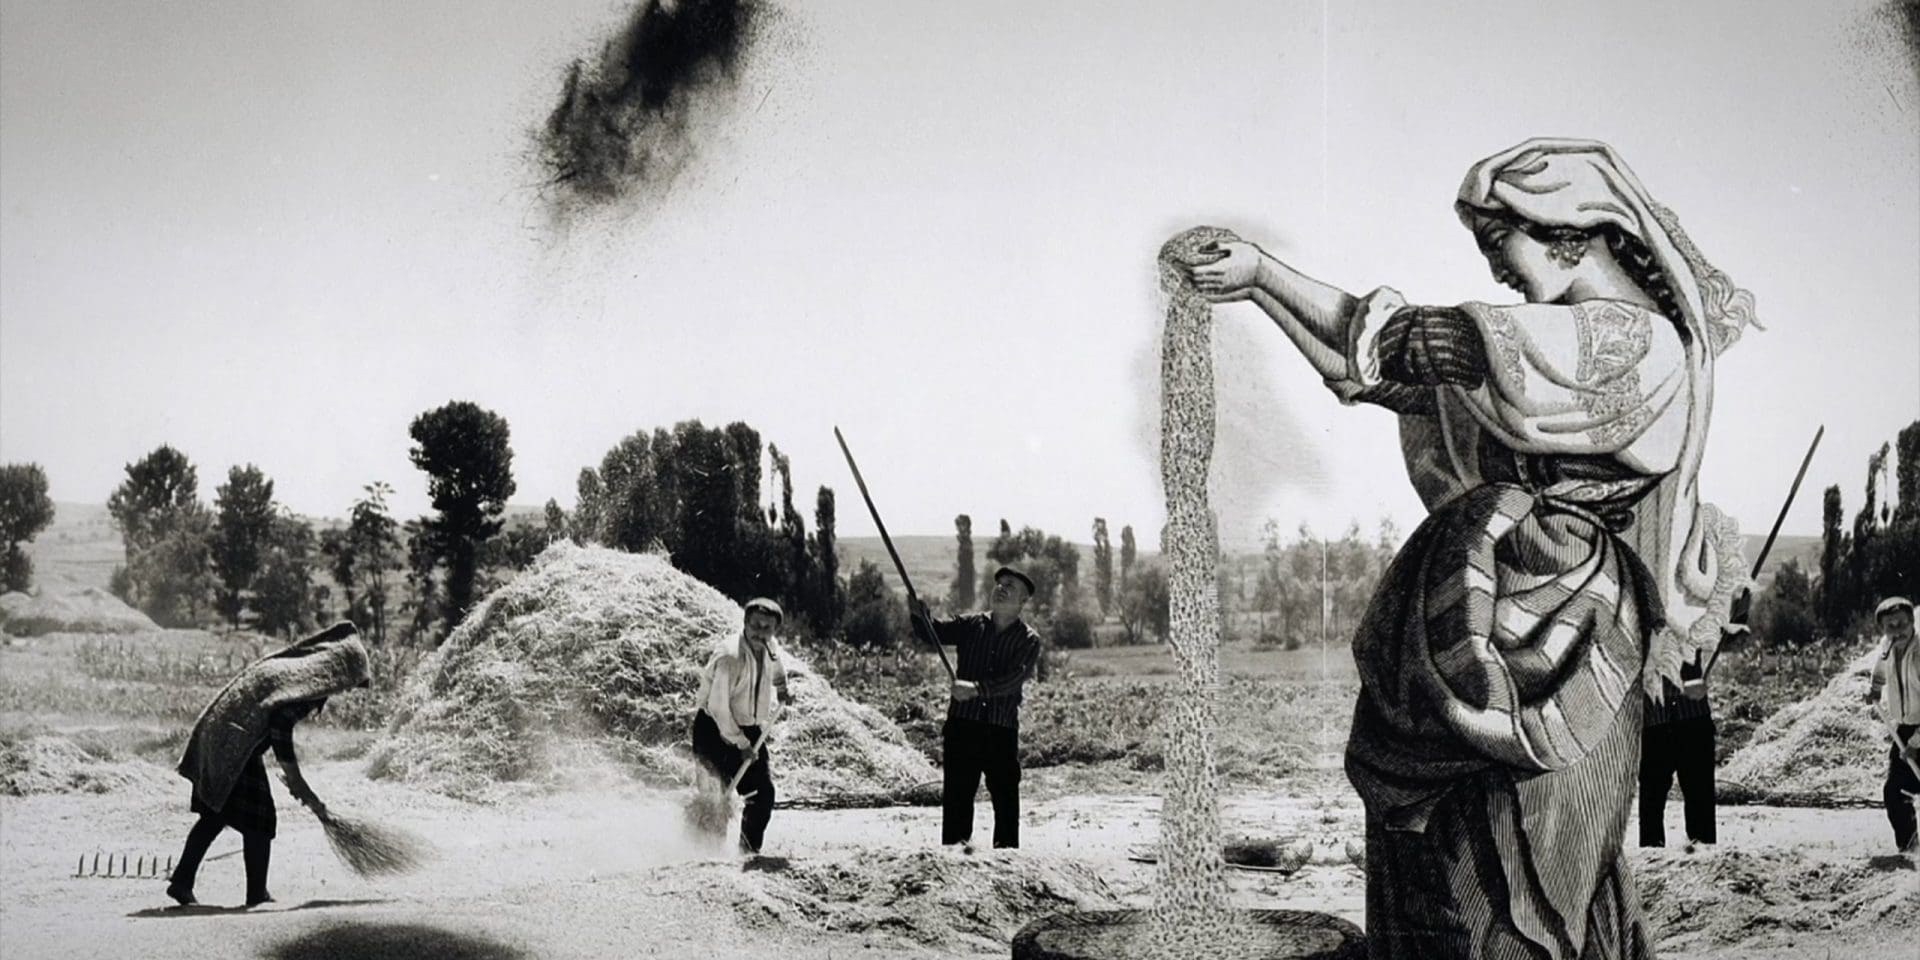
[74,852,173,879]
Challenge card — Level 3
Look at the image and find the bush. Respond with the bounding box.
[1050,610,1096,650]
[842,559,906,648]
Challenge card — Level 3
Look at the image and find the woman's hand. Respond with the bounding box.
[1184,241,1263,302]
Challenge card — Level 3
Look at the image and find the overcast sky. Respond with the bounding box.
[3,0,1915,550]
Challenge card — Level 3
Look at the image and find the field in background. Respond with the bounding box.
[28,501,1816,613]
[15,502,1827,772]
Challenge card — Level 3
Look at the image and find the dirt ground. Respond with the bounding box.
[4,758,1915,960]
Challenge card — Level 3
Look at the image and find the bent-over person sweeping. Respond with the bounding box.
[168,620,371,907]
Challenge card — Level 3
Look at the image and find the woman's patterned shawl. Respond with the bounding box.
[1335,138,1756,694]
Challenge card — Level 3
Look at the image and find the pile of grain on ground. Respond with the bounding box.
[1719,650,1891,804]
[0,588,156,638]
[664,849,1122,952]
[0,733,173,796]
[1635,846,1918,952]
[367,543,935,801]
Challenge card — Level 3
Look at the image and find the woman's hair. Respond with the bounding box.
[1494,214,1690,339]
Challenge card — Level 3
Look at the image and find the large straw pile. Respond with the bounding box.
[1718,649,1892,805]
[368,543,934,801]
[0,588,157,637]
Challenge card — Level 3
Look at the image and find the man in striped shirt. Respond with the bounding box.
[1866,595,1920,853]
[911,566,1044,850]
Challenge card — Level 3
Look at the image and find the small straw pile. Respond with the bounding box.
[316,809,434,877]
[683,768,734,838]
[683,716,774,842]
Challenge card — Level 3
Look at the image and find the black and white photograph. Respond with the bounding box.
[2,1,1917,958]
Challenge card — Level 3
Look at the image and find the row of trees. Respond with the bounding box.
[935,513,1159,648]
[925,509,1397,654]
[569,419,847,635]
[99,401,525,641]
[1754,420,1920,648]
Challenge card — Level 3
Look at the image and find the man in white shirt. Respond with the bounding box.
[690,597,791,854]
[1865,595,1920,853]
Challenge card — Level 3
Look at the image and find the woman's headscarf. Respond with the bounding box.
[1455,138,1760,686]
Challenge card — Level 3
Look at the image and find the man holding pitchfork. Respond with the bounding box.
[911,566,1043,851]
[1865,595,1920,854]
[690,597,791,855]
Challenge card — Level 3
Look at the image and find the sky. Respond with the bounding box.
[2,0,1916,551]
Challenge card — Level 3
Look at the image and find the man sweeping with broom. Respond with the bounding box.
[688,597,791,855]
[168,621,373,906]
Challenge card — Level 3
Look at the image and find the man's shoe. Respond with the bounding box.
[164,882,196,907]
[244,894,275,908]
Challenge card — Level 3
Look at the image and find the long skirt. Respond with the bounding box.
[1345,483,1658,960]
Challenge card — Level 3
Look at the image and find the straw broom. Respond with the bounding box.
[312,805,434,877]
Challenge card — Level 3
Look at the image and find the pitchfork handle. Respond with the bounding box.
[728,702,780,796]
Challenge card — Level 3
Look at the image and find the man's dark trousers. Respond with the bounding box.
[1639,714,1716,846]
[943,717,1020,848]
[691,710,775,852]
[1886,723,1920,851]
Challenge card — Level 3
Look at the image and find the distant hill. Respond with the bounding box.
[837,536,966,602]
[1741,533,1822,590]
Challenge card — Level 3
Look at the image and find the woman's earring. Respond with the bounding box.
[1547,238,1587,268]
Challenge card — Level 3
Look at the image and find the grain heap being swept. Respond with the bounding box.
[368,543,934,802]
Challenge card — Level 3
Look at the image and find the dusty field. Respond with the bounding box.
[4,524,1912,959]
[4,755,1915,960]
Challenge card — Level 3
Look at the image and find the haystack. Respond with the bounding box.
[1718,649,1893,805]
[0,733,173,796]
[368,543,934,801]
[0,588,157,637]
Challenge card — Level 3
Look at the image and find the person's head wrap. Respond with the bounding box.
[1878,596,1916,620]
[1456,138,1760,355]
[256,620,373,701]
[1457,139,1759,691]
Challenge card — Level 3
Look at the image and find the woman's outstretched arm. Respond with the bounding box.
[1185,241,1355,382]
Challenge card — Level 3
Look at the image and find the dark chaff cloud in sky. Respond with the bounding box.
[538,0,767,215]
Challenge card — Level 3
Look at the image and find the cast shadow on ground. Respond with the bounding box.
[1866,854,1917,871]
[128,898,392,920]
[741,855,793,873]
[128,904,254,919]
[259,921,528,960]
